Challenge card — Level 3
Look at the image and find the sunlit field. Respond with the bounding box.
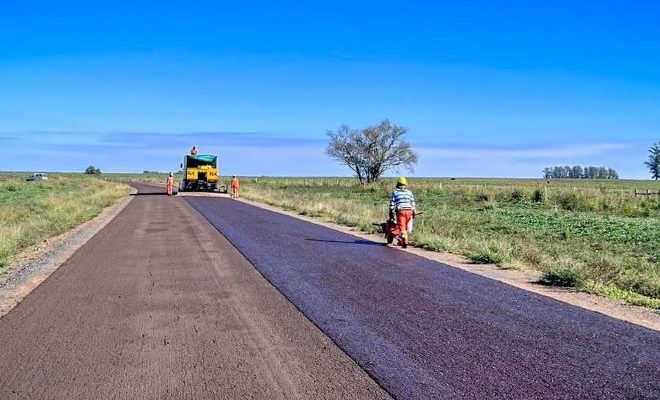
[0,173,131,273]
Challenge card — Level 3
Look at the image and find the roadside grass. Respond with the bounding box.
[0,174,131,273]
[240,177,660,309]
[105,172,176,184]
[539,267,582,287]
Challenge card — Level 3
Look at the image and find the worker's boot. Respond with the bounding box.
[400,232,409,249]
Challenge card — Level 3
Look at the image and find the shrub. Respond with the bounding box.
[468,247,503,264]
[510,189,524,203]
[84,166,101,175]
[539,267,581,287]
[475,193,489,202]
[483,200,498,210]
[532,189,545,203]
[621,204,646,218]
[556,193,592,211]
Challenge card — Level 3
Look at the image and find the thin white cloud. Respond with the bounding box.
[418,143,630,160]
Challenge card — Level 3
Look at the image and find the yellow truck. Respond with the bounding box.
[179,154,226,192]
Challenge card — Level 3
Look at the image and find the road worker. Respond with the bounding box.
[389,177,416,248]
[166,172,175,197]
[231,175,240,199]
[190,145,198,155]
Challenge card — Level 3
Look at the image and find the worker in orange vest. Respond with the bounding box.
[231,175,240,199]
[166,172,175,197]
[190,145,198,155]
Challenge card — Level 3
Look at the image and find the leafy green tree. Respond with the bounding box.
[607,168,619,179]
[542,168,553,179]
[645,142,660,180]
[85,165,101,175]
[572,165,583,179]
[552,166,562,179]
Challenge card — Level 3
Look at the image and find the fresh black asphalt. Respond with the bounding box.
[187,196,660,400]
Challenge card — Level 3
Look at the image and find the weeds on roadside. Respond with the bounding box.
[0,175,130,273]
[539,268,581,287]
[468,247,504,265]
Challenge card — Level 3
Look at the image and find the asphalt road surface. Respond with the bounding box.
[1,184,658,399]
[187,196,660,400]
[0,184,390,399]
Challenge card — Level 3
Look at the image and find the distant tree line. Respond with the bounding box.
[542,166,619,180]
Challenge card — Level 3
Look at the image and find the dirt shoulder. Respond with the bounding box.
[234,195,660,332]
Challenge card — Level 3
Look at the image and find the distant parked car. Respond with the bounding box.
[26,173,48,181]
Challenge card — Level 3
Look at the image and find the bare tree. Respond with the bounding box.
[326,120,418,184]
[325,125,367,183]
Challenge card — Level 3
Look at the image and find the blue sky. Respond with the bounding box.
[1,1,659,178]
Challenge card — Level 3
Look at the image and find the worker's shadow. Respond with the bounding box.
[305,238,383,246]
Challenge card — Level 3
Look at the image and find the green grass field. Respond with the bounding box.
[240,177,660,308]
[0,173,131,273]
[105,172,177,184]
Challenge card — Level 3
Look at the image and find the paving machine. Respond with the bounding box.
[179,154,227,192]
